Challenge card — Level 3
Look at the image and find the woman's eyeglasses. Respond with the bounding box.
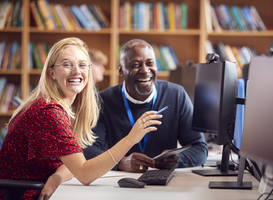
[53,60,92,72]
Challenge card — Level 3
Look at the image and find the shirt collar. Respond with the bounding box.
[123,82,155,104]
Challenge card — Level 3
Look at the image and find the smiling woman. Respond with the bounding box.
[0,38,163,199]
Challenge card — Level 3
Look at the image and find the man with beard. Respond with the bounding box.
[83,39,208,172]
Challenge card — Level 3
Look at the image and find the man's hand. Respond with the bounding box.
[155,150,179,169]
[118,153,155,172]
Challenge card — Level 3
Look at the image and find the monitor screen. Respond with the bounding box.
[240,56,273,167]
[191,60,238,176]
[192,61,238,145]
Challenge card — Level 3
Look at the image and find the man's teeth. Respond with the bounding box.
[68,79,81,83]
[138,78,150,82]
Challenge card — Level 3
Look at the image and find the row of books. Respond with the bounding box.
[206,2,267,32]
[0,41,21,70]
[0,0,23,29]
[30,1,110,30]
[152,44,179,71]
[0,77,21,113]
[29,42,51,69]
[0,127,7,149]
[119,2,188,31]
[205,40,258,77]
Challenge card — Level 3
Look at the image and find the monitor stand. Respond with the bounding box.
[209,157,252,189]
[192,143,238,176]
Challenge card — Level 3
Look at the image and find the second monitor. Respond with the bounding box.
[191,59,238,176]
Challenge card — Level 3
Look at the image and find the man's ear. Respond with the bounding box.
[118,65,124,77]
[47,67,56,80]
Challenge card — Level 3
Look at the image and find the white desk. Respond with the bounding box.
[51,167,261,200]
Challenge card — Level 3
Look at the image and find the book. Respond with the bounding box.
[29,1,44,29]
[220,4,235,30]
[88,5,106,28]
[5,2,13,28]
[93,4,110,28]
[241,6,257,31]
[16,43,21,69]
[8,41,18,69]
[79,4,101,30]
[1,83,15,112]
[0,42,6,69]
[34,1,46,29]
[161,46,177,70]
[61,4,76,31]
[210,5,222,32]
[11,0,21,27]
[36,42,46,66]
[28,42,33,69]
[1,42,11,70]
[0,1,11,29]
[70,5,92,30]
[49,3,62,29]
[54,4,71,30]
[168,2,175,31]
[167,45,179,66]
[250,6,267,31]
[181,3,188,29]
[67,6,82,31]
[0,77,7,99]
[152,44,164,71]
[204,0,212,32]
[231,6,245,31]
[205,40,214,54]
[36,0,55,30]
[227,6,239,31]
[32,43,43,69]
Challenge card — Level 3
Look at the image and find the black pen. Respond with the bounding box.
[154,105,170,115]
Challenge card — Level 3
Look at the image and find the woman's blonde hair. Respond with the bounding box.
[8,37,100,148]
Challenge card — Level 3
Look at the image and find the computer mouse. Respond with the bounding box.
[118,178,146,188]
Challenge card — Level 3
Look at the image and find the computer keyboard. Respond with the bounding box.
[137,168,174,185]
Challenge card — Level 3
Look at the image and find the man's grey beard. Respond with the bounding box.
[135,84,153,96]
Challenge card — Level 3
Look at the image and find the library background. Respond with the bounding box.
[0,0,272,145]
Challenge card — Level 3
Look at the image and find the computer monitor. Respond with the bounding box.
[191,60,238,177]
[240,56,273,167]
[209,55,273,190]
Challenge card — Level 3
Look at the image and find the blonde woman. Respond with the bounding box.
[0,38,162,200]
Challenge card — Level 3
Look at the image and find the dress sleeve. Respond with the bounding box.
[26,103,82,160]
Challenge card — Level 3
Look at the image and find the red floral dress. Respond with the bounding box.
[0,98,83,199]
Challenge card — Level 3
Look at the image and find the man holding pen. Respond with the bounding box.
[83,39,208,172]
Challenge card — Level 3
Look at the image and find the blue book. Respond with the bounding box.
[8,41,18,69]
[167,45,178,65]
[71,5,92,30]
[241,7,257,31]
[221,5,235,30]
[231,6,245,31]
[0,77,7,98]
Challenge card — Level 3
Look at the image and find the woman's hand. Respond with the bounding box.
[127,111,162,145]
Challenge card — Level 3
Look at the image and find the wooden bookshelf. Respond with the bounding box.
[0,0,272,127]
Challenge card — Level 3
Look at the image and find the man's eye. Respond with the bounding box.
[132,63,140,68]
[147,62,154,66]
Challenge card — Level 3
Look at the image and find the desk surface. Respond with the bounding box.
[51,167,261,200]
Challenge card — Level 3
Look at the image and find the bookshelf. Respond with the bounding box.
[0,0,272,128]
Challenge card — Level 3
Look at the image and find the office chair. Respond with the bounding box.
[0,179,44,200]
[1,97,44,199]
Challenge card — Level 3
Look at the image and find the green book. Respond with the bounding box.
[181,3,188,29]
[32,43,43,69]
